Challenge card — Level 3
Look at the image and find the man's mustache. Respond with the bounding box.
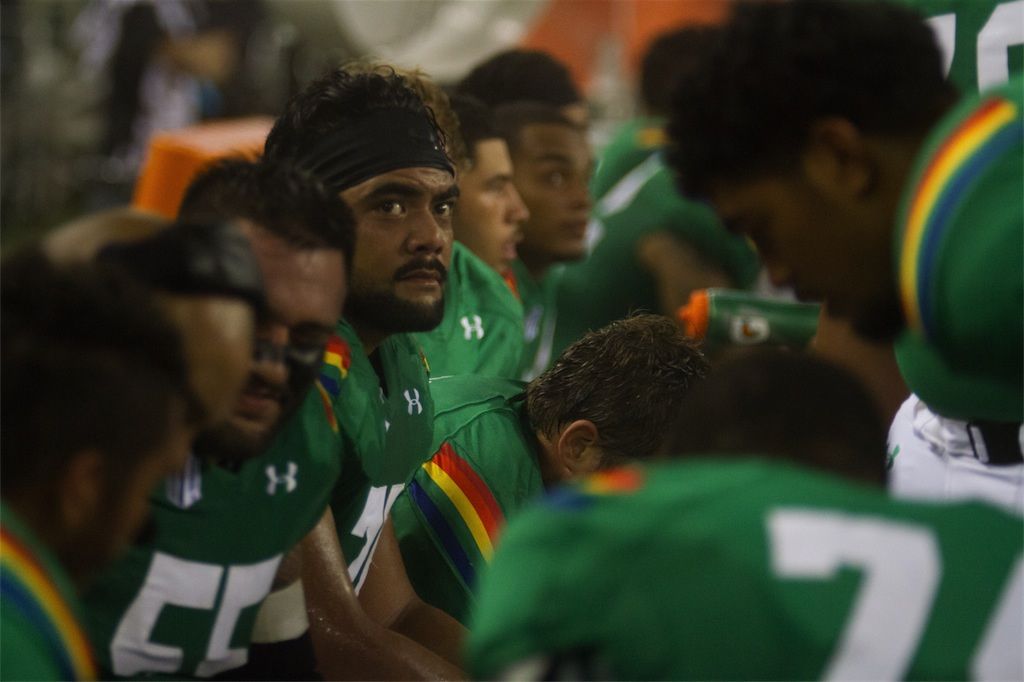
[393,258,448,283]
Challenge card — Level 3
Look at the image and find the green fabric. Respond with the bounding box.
[554,157,759,356]
[392,376,542,625]
[83,384,340,679]
[412,242,524,379]
[589,117,664,200]
[1,504,90,681]
[467,458,1024,680]
[893,78,1023,421]
[325,320,435,592]
[892,0,1023,92]
[512,260,562,381]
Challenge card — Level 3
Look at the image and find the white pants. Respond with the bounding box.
[888,395,1024,516]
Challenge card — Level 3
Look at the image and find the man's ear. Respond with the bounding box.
[555,419,603,479]
[801,117,876,200]
[56,450,105,535]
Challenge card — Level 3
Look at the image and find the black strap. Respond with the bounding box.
[966,420,1024,466]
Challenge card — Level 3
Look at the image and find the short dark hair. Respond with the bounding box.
[640,25,720,116]
[263,66,448,164]
[666,0,956,198]
[178,157,356,275]
[450,94,499,168]
[526,314,708,463]
[668,349,887,486]
[1,249,189,492]
[458,49,582,109]
[493,101,578,154]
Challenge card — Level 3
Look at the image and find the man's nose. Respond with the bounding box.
[407,212,449,255]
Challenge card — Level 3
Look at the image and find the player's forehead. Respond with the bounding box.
[517,123,588,162]
[469,139,514,178]
[341,166,457,204]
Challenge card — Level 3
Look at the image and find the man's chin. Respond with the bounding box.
[346,291,445,334]
[192,419,272,464]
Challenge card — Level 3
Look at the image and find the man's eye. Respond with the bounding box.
[378,201,404,216]
[546,172,566,188]
[436,201,455,217]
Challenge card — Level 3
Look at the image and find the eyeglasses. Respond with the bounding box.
[252,337,325,370]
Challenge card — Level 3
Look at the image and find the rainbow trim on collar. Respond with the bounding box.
[319,334,351,398]
[899,96,1021,338]
[1,527,96,680]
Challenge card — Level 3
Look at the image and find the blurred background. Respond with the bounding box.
[0,0,729,246]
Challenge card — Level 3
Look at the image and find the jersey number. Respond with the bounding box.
[769,510,1023,680]
[927,1,1024,89]
[110,552,281,677]
[347,484,404,593]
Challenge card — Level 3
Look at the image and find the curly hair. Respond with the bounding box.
[263,65,448,165]
[666,0,956,199]
[526,314,708,462]
[179,157,356,276]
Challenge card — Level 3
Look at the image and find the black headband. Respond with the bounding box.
[297,108,454,193]
[97,221,267,315]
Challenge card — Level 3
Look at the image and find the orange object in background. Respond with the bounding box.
[132,117,273,219]
[520,0,732,92]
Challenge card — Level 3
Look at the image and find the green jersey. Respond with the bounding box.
[391,376,542,624]
[893,78,1023,422]
[83,383,341,679]
[512,260,561,381]
[413,242,524,379]
[1,504,96,681]
[589,117,665,200]
[468,459,1024,680]
[554,141,759,356]
[318,320,435,592]
[895,0,1023,91]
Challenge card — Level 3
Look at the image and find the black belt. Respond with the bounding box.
[966,421,1024,466]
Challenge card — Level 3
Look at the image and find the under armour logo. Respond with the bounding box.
[266,461,298,495]
[460,315,485,340]
[403,388,423,415]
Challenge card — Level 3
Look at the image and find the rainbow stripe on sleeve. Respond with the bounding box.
[319,334,351,398]
[0,528,96,680]
[408,443,505,589]
[314,380,340,434]
[899,96,1021,338]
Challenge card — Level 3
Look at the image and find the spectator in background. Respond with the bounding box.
[74,0,249,199]
[1,251,193,681]
[458,48,588,127]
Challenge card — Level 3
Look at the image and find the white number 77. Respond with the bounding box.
[769,510,1023,681]
[770,510,939,680]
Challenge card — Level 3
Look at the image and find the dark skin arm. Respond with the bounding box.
[358,518,466,668]
[300,508,465,680]
[636,231,734,317]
